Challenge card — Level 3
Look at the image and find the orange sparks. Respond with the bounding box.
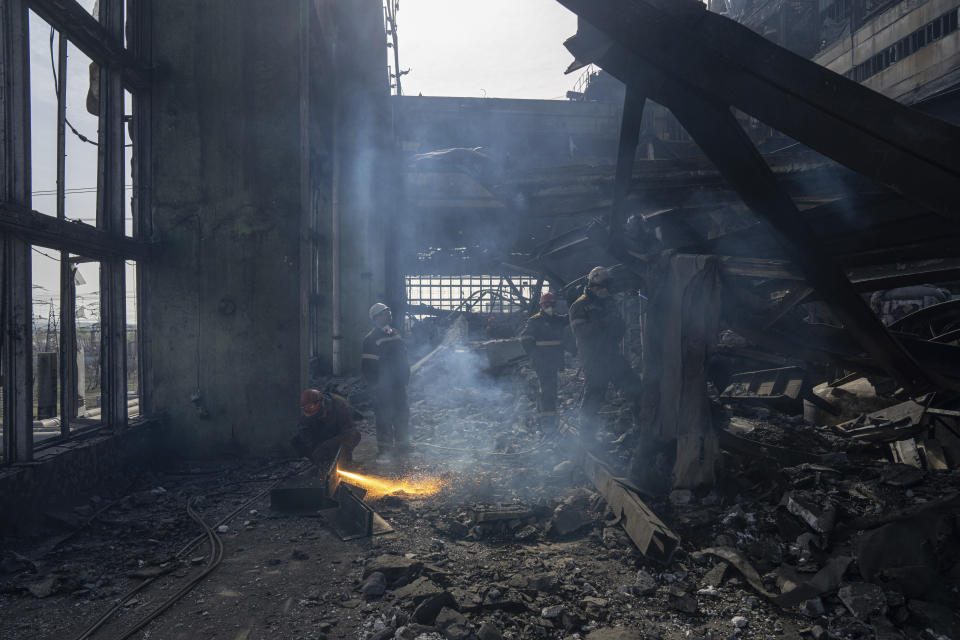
[337,469,446,499]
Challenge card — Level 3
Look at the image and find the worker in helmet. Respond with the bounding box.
[362,303,411,457]
[292,389,361,470]
[568,266,640,445]
[520,292,573,430]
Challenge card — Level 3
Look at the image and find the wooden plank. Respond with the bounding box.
[0,203,151,259]
[26,0,150,90]
[97,0,127,430]
[1,0,34,462]
[583,453,679,563]
[557,1,960,218]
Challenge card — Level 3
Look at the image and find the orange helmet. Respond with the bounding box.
[540,292,557,305]
[300,389,329,418]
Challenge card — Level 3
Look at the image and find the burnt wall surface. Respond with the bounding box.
[146,0,307,455]
[145,0,392,455]
[0,424,161,534]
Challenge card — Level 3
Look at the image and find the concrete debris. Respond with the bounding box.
[546,501,593,537]
[783,491,837,533]
[0,551,36,575]
[837,582,887,620]
[4,341,960,640]
[360,571,387,598]
[26,576,57,599]
[411,591,457,624]
[633,569,657,595]
[880,463,925,487]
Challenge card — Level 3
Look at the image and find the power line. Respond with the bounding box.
[49,28,97,147]
[32,185,136,196]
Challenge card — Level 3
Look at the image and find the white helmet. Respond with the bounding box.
[369,302,390,320]
[587,266,611,285]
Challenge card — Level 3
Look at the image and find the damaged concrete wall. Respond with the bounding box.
[145,0,392,454]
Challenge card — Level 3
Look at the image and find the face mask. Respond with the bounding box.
[593,286,610,299]
[543,306,556,316]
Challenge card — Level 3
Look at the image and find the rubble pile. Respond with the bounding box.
[347,363,960,640]
[3,342,960,639]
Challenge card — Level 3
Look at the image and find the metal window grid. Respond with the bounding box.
[405,275,547,315]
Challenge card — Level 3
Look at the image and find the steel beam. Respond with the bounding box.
[0,204,151,259]
[128,0,151,417]
[584,453,679,563]
[611,84,645,247]
[557,0,960,219]
[570,36,937,394]
[1,0,33,461]
[27,0,149,90]
[97,0,127,430]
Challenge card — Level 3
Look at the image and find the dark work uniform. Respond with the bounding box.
[291,393,361,466]
[520,312,571,428]
[361,326,411,450]
[569,288,640,436]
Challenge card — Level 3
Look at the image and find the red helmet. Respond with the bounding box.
[540,292,558,305]
[300,389,329,417]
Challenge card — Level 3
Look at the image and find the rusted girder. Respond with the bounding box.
[583,453,679,563]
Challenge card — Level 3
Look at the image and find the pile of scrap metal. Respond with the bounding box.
[508,0,960,492]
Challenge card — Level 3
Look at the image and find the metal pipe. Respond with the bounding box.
[331,39,342,376]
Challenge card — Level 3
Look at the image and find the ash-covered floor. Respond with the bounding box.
[2,352,959,640]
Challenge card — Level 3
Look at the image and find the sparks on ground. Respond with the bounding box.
[336,468,446,499]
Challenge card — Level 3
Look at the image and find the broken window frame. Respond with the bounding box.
[1,0,152,464]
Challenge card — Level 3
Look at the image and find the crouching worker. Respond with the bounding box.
[292,389,361,471]
[520,292,572,431]
[362,303,411,458]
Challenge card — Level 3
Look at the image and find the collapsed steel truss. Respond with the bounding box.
[552,0,960,394]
